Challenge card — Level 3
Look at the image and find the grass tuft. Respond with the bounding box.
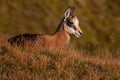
[0,35,120,79]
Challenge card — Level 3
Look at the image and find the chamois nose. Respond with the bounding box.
[79,32,82,35]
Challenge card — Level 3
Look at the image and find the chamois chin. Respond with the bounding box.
[8,7,83,51]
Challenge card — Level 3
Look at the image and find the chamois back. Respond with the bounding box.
[8,7,83,50]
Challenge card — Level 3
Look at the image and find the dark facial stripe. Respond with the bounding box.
[66,20,77,30]
[71,25,77,30]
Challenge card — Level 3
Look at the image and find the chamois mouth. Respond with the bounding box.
[75,34,81,38]
[74,32,82,38]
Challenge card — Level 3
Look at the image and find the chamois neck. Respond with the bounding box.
[54,18,64,33]
[53,20,70,42]
[54,18,66,35]
[55,23,64,34]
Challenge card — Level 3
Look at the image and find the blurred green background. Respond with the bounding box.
[0,0,120,51]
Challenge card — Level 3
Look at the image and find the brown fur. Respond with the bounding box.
[8,7,82,51]
[8,22,70,50]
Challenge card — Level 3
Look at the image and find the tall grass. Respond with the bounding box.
[0,34,120,80]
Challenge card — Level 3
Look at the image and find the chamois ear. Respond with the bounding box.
[70,7,75,15]
[64,7,71,19]
[64,7,75,19]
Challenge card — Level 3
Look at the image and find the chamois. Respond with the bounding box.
[8,7,83,50]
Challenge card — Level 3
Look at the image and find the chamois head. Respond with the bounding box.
[64,7,82,38]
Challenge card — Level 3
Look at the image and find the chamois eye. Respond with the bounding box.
[66,19,74,27]
[67,20,73,24]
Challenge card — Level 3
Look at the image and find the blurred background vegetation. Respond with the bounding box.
[0,0,120,51]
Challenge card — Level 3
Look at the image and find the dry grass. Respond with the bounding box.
[0,34,120,80]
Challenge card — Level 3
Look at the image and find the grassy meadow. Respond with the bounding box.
[0,0,120,80]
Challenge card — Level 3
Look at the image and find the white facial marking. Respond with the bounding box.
[65,16,82,38]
